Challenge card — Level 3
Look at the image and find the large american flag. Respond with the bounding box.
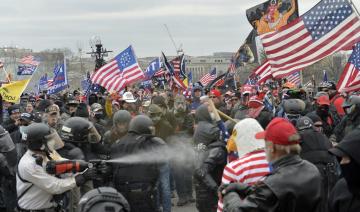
[260,0,360,78]
[19,55,40,66]
[199,68,217,86]
[337,42,360,92]
[286,71,301,85]
[91,46,144,92]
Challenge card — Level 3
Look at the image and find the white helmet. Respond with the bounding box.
[122,92,136,103]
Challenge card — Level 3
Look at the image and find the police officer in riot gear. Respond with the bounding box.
[16,123,97,211]
[59,117,103,161]
[105,115,167,212]
[0,125,17,212]
[79,187,130,212]
[193,104,227,212]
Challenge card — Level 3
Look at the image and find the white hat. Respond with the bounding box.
[122,92,136,103]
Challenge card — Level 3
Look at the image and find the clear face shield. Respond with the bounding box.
[0,130,15,153]
[45,129,64,152]
[88,125,102,143]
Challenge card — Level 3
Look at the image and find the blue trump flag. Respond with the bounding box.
[38,74,48,92]
[47,63,68,94]
[17,65,37,75]
[145,58,161,80]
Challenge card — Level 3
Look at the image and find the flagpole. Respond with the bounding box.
[1,67,11,83]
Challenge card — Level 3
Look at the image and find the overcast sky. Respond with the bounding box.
[1,0,359,57]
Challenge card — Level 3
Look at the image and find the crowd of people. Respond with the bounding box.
[0,79,359,212]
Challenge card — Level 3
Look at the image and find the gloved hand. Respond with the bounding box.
[97,161,112,176]
[223,192,243,212]
[220,182,252,198]
[75,168,97,186]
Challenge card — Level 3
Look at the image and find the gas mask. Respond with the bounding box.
[284,113,301,126]
[174,104,186,114]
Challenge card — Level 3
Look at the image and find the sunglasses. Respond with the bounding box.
[210,96,217,98]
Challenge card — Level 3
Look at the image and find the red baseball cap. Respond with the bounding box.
[255,117,300,145]
[316,95,330,106]
[210,89,221,98]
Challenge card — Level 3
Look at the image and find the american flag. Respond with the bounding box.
[19,55,40,66]
[228,57,236,74]
[171,55,183,73]
[162,52,187,89]
[286,71,301,85]
[260,0,360,78]
[199,68,217,86]
[91,46,144,92]
[337,42,360,92]
[251,60,272,84]
[153,68,166,77]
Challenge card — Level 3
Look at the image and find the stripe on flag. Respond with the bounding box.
[253,60,272,84]
[286,71,301,85]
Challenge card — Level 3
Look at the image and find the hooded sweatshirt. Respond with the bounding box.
[217,118,270,212]
[193,104,220,146]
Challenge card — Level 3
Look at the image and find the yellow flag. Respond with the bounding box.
[183,78,188,88]
[0,79,30,103]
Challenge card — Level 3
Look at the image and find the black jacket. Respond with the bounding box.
[193,105,227,212]
[329,178,360,212]
[223,154,322,212]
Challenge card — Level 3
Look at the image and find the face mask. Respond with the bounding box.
[94,113,103,120]
[317,106,329,117]
[341,160,360,193]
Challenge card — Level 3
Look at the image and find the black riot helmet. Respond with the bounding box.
[61,117,101,143]
[128,115,154,135]
[113,110,132,126]
[79,187,130,212]
[22,123,64,152]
